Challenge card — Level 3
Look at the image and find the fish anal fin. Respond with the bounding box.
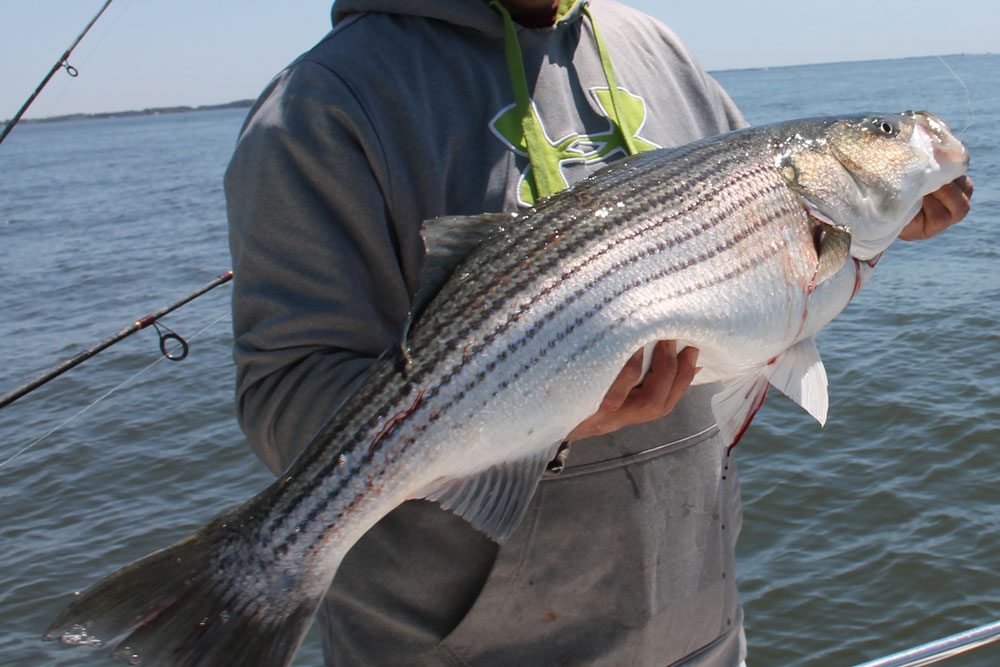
[421,445,557,543]
[711,374,770,450]
[763,337,829,425]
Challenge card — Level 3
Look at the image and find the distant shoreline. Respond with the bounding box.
[4,52,991,126]
[5,99,256,126]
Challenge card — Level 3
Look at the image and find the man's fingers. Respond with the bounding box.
[934,177,973,221]
[565,341,700,442]
[954,174,974,198]
[662,345,699,413]
[629,342,698,418]
[899,176,973,241]
[600,349,644,410]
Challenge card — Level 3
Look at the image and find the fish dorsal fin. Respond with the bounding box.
[802,197,852,287]
[711,373,770,450]
[419,444,558,543]
[764,336,829,425]
[415,212,515,314]
[401,213,515,361]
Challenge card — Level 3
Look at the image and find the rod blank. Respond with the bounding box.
[0,270,232,410]
[851,619,1000,667]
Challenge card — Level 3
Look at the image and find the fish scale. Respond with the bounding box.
[173,133,817,586]
[44,112,968,667]
[244,136,808,584]
[267,137,822,563]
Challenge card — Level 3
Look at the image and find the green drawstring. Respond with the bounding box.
[581,4,639,156]
[490,1,563,199]
[490,1,642,199]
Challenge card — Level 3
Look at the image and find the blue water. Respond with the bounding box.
[715,55,1000,666]
[0,55,997,666]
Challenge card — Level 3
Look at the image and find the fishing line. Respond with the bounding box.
[0,309,232,472]
[70,0,137,71]
[874,0,974,136]
[36,0,139,121]
[1,0,115,145]
[0,270,233,410]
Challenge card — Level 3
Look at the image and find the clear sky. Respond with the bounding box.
[2,0,997,120]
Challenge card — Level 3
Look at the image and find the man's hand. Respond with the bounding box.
[565,341,699,443]
[899,175,973,241]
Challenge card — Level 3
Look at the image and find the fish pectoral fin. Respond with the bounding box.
[420,443,559,543]
[711,373,770,450]
[711,339,829,449]
[763,336,829,425]
[802,196,852,287]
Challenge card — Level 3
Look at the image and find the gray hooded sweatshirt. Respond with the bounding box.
[226,1,748,664]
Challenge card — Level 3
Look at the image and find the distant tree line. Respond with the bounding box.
[5,99,255,125]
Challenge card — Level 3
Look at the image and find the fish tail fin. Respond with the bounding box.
[43,515,325,667]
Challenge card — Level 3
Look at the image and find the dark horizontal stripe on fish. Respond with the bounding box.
[293,195,802,553]
[432,148,773,329]
[278,145,770,491]
[412,165,788,395]
[450,180,795,403]
[266,152,791,544]
[265,176,797,554]
[567,215,800,369]
[406,161,780,389]
[488,136,751,261]
[467,199,802,414]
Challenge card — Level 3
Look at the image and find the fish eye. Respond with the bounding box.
[872,118,898,137]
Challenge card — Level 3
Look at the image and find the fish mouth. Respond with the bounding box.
[909,110,969,170]
[843,111,969,262]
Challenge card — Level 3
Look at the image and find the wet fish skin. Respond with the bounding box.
[44,111,969,666]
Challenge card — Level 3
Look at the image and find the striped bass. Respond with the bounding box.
[45,111,969,666]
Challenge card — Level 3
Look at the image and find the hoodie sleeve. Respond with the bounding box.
[707,74,747,132]
[225,60,416,475]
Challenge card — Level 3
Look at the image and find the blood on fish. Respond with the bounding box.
[851,254,882,300]
[728,381,770,454]
[368,389,425,459]
[462,341,478,364]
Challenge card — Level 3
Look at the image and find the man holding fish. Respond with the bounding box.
[223,1,971,665]
[42,1,972,666]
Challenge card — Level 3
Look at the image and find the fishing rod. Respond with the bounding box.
[851,618,1000,667]
[0,0,115,146]
[0,270,233,411]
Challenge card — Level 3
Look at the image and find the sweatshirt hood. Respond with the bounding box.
[328,0,645,202]
[331,0,587,37]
